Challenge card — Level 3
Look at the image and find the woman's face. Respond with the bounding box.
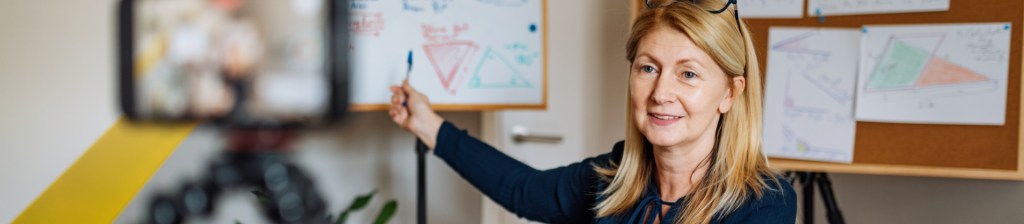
[630,27,742,149]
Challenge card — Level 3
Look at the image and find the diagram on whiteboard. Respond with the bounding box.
[348,0,545,107]
[856,23,1011,125]
[470,47,533,89]
[763,28,859,163]
[422,24,479,95]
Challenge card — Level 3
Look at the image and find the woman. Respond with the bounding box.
[388,0,796,223]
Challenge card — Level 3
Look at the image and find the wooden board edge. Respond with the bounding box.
[1019,11,1024,177]
[769,159,1024,181]
[542,0,549,112]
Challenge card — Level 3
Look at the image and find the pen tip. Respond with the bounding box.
[407,50,413,65]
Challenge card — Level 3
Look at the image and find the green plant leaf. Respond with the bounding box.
[336,189,377,224]
[348,190,376,211]
[251,190,271,205]
[372,200,398,224]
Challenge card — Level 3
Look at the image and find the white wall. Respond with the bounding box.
[114,112,483,224]
[810,173,1024,223]
[0,0,482,223]
[0,1,119,222]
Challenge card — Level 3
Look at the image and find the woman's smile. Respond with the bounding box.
[648,112,683,126]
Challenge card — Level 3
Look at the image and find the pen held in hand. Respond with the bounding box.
[403,50,412,107]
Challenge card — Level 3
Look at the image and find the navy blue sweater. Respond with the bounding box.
[434,121,796,223]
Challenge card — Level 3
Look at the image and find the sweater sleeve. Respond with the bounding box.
[721,176,798,224]
[432,121,619,223]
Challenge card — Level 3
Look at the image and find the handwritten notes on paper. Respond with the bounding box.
[763,23,1013,162]
[738,0,804,18]
[764,28,860,163]
[855,23,1012,125]
[807,0,949,16]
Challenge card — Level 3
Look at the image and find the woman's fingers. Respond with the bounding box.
[388,85,409,127]
[401,80,428,109]
[402,80,419,99]
[391,110,406,126]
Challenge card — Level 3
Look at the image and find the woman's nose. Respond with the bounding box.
[650,71,677,104]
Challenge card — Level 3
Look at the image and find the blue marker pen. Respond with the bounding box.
[403,50,412,107]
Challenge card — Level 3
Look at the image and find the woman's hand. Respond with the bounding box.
[389,80,444,149]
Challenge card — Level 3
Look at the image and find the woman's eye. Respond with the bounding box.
[682,71,697,79]
[641,65,656,73]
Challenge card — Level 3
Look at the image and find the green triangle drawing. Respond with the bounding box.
[469,48,533,88]
[866,39,931,90]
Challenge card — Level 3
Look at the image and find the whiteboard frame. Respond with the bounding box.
[349,0,549,112]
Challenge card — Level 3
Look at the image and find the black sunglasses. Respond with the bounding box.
[645,0,742,34]
[644,0,747,71]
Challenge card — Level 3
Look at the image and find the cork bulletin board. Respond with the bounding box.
[631,0,1024,180]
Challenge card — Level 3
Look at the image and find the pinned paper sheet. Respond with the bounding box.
[808,0,949,16]
[856,23,1012,125]
[763,27,860,163]
[738,0,803,18]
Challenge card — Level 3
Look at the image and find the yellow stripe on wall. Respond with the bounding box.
[14,118,196,223]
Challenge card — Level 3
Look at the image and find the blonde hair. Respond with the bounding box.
[593,1,780,223]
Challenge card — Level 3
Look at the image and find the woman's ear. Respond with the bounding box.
[718,76,746,114]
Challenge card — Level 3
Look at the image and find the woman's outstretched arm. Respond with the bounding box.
[388,81,606,223]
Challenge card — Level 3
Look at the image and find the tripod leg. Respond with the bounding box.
[802,172,815,224]
[816,173,845,224]
[416,139,428,224]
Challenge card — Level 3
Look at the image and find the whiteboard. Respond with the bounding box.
[348,0,546,110]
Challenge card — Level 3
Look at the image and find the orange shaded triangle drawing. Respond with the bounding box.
[423,41,478,91]
[916,57,989,87]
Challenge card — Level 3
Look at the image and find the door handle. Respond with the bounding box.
[510,125,563,144]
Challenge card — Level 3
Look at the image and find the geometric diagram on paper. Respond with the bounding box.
[477,0,528,7]
[350,12,384,37]
[423,40,480,95]
[865,34,995,93]
[764,30,856,163]
[771,32,831,57]
[470,47,533,88]
[779,125,848,160]
[772,32,852,107]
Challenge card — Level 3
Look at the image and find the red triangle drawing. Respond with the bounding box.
[423,41,478,91]
[916,57,989,87]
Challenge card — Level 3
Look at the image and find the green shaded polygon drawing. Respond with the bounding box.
[866,40,930,90]
[469,47,533,88]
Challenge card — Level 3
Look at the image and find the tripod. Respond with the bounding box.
[145,129,330,224]
[788,171,845,224]
[415,139,428,224]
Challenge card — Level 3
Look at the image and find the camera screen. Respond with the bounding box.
[132,0,330,124]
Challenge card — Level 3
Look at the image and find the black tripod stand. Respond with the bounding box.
[415,139,429,224]
[788,171,845,224]
[145,129,330,224]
